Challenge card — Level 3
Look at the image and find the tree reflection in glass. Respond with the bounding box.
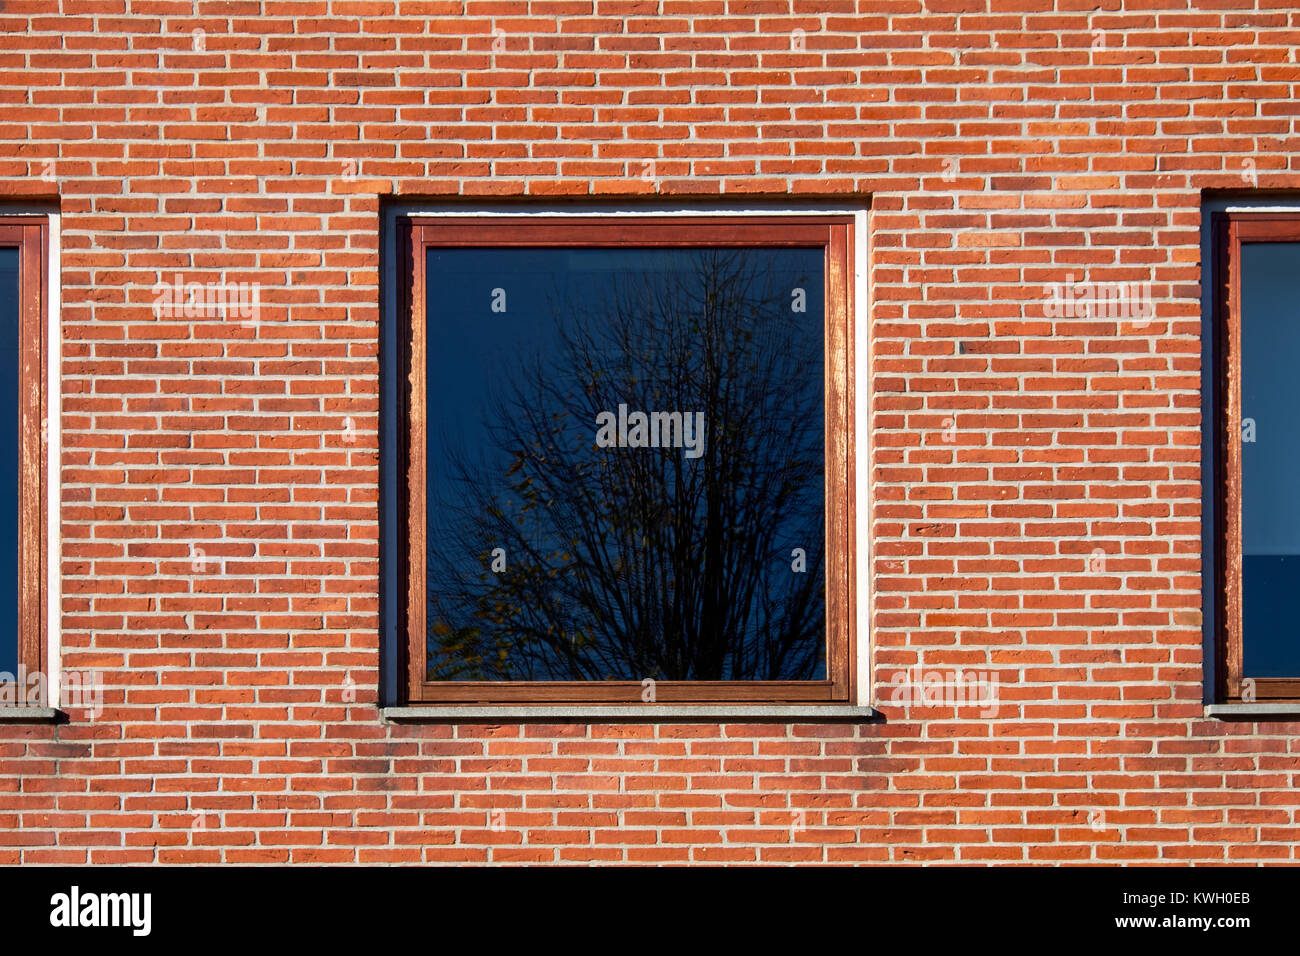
[425,245,826,682]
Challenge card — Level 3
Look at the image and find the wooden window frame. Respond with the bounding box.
[1213,210,1300,702]
[0,216,48,703]
[398,214,857,706]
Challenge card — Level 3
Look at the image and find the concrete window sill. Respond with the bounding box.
[1205,703,1300,718]
[0,707,62,723]
[382,704,877,723]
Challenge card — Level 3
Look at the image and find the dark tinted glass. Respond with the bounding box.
[1240,241,1300,677]
[0,246,18,676]
[425,245,826,682]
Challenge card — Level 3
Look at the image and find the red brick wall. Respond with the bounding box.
[1,1,1297,864]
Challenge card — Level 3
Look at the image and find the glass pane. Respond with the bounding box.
[424,245,826,682]
[0,246,18,677]
[1240,241,1300,677]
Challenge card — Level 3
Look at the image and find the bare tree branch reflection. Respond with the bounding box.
[426,248,825,682]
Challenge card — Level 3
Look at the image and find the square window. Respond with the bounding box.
[396,214,857,706]
[1211,211,1300,702]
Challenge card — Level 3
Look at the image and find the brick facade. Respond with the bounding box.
[1,1,1297,864]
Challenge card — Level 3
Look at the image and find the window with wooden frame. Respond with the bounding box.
[1212,211,1300,703]
[396,215,856,706]
[0,216,48,705]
